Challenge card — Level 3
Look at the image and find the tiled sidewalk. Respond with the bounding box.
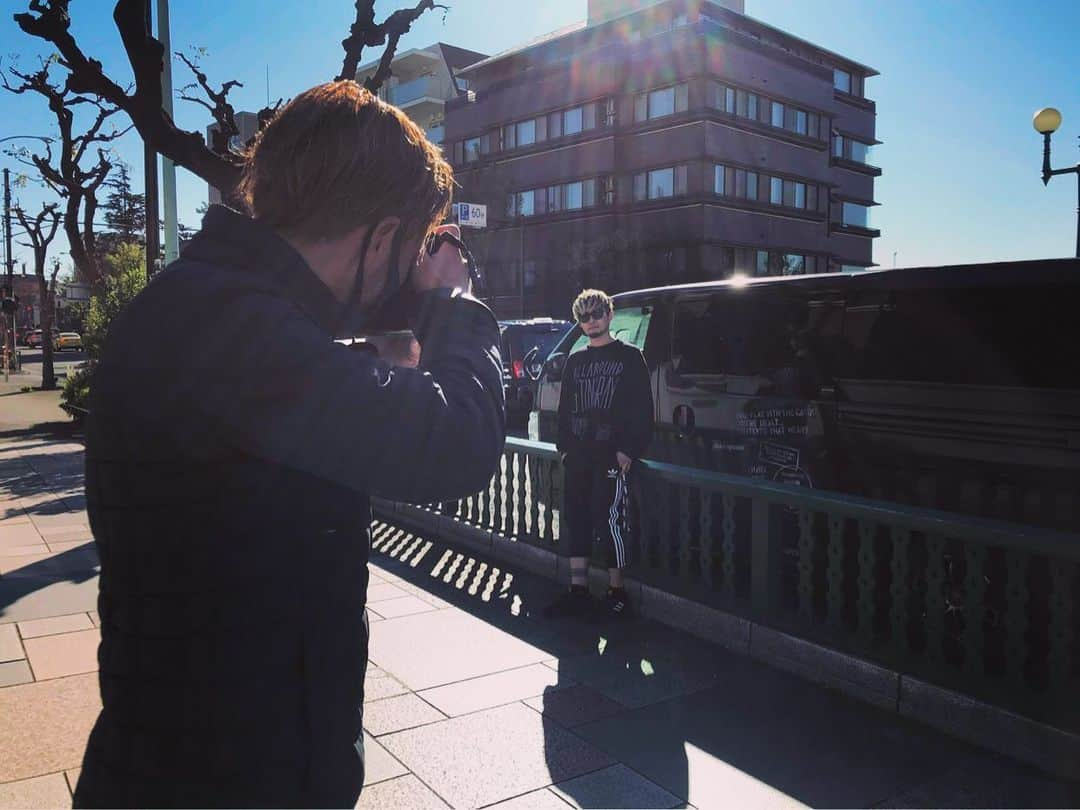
[2,424,1079,809]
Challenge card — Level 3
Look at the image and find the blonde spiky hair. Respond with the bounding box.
[571,289,613,322]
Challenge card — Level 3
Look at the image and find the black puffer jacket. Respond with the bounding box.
[74,207,504,808]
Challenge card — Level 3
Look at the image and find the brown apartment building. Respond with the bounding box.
[444,0,881,318]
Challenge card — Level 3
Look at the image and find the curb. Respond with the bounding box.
[373,500,1080,782]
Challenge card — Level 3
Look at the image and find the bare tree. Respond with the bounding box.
[2,60,129,287]
[14,0,450,202]
[14,202,62,389]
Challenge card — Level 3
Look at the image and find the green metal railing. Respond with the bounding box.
[409,438,1080,728]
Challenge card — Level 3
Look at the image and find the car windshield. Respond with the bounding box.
[508,325,568,362]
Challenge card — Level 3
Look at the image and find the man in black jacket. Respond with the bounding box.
[74,82,504,808]
[545,289,653,620]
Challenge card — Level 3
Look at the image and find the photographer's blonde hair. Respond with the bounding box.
[572,289,613,322]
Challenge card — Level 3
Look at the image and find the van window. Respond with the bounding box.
[672,292,841,397]
[843,286,1080,390]
[568,306,653,354]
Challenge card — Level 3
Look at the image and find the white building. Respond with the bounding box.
[356,43,487,147]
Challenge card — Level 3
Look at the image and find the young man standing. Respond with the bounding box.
[545,289,654,619]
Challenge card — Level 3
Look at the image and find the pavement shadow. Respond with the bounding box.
[0,540,100,619]
[367,518,1080,809]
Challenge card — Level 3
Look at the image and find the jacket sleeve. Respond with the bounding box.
[177,289,506,504]
[556,352,575,456]
[616,347,654,460]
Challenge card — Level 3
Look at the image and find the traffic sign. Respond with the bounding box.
[456,202,487,229]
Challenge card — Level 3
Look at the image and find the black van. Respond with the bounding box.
[529,259,1080,532]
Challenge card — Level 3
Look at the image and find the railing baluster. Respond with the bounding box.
[493,453,505,535]
[797,507,814,621]
[962,541,988,676]
[925,532,947,669]
[1048,560,1075,689]
[486,465,495,530]
[517,451,529,540]
[678,488,692,580]
[700,491,714,589]
[856,521,877,646]
[826,514,845,631]
[510,453,521,539]
[538,459,552,547]
[1004,548,1029,687]
[721,493,736,600]
[529,459,541,543]
[890,527,911,656]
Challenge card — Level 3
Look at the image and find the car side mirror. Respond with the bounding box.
[546,352,567,381]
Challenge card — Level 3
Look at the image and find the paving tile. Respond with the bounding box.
[86,611,99,627]
[369,609,551,691]
[524,684,628,729]
[43,539,95,554]
[552,764,682,809]
[0,672,101,782]
[366,596,437,620]
[0,523,44,549]
[0,660,34,687]
[23,627,100,681]
[0,510,30,526]
[0,568,100,623]
[356,774,450,810]
[362,732,409,786]
[0,623,24,663]
[17,613,94,639]
[364,673,411,703]
[0,773,73,809]
[367,582,411,603]
[381,702,614,809]
[0,542,49,558]
[487,788,574,810]
[420,663,565,717]
[0,551,56,575]
[28,511,89,531]
[363,693,446,736]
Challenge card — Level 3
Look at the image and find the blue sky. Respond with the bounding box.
[1,0,1078,275]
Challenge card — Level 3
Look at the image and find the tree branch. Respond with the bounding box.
[175,50,242,153]
[339,0,448,89]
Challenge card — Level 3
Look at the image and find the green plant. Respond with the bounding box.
[84,242,146,362]
[60,362,94,414]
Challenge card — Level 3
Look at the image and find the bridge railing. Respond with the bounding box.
[406,437,1079,730]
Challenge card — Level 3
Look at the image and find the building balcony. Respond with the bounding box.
[387,76,444,108]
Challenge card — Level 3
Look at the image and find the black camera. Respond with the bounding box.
[362,231,485,335]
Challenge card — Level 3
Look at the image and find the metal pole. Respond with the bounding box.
[143,0,160,281]
[519,223,525,318]
[3,168,12,381]
[158,0,178,265]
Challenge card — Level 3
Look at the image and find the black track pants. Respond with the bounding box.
[562,452,633,569]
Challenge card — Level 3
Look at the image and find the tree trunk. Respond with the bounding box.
[39,275,56,391]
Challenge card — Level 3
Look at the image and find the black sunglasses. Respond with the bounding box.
[578,310,609,324]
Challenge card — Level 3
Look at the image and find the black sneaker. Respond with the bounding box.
[601,588,631,618]
[542,587,593,619]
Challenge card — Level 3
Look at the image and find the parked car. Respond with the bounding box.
[25,329,59,349]
[499,318,572,421]
[56,332,83,352]
[530,258,1080,533]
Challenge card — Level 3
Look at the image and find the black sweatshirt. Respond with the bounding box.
[556,339,654,460]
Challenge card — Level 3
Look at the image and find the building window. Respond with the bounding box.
[834,68,852,94]
[464,137,481,163]
[794,182,806,209]
[756,250,770,276]
[547,186,562,213]
[516,119,536,147]
[782,254,806,275]
[834,135,875,164]
[565,181,584,210]
[746,171,758,201]
[502,124,516,150]
[714,164,727,195]
[563,106,583,136]
[832,135,844,158]
[840,264,869,273]
[771,102,785,129]
[770,177,783,205]
[795,110,808,135]
[841,202,871,229]
[635,165,687,201]
[512,190,534,217]
[636,83,689,122]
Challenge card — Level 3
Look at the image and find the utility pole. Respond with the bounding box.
[159,0,179,266]
[3,168,13,381]
[143,0,160,281]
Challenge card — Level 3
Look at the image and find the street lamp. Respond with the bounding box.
[1032,107,1079,258]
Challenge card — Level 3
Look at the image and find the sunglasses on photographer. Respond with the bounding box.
[577,309,610,324]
